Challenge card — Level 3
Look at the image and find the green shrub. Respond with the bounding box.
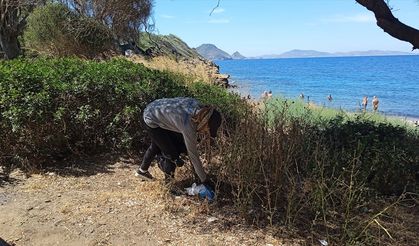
[0,57,246,172]
[0,58,191,171]
[23,3,113,57]
[188,82,247,128]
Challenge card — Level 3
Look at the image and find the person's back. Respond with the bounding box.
[372,96,379,112]
[362,96,368,111]
[143,97,199,133]
[138,97,222,187]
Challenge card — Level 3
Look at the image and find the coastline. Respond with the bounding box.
[217,56,419,124]
[392,115,419,126]
[230,85,419,127]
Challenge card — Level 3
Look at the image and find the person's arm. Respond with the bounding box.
[182,128,207,183]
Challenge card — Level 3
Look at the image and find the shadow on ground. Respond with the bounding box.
[0,175,19,188]
[43,153,138,177]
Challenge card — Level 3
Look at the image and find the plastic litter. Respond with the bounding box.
[185,183,215,201]
[319,239,328,246]
[207,217,218,223]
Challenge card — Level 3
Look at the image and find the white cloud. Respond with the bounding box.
[324,13,375,23]
[211,8,225,14]
[160,14,175,19]
[208,18,230,24]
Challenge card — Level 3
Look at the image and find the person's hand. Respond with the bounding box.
[202,179,215,191]
[200,180,216,202]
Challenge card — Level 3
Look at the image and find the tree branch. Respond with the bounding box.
[209,0,220,16]
[355,0,419,50]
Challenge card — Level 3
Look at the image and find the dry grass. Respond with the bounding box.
[0,156,306,245]
[206,102,419,245]
[129,55,217,84]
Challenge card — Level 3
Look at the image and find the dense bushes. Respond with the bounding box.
[322,115,418,194]
[23,3,113,57]
[216,100,419,244]
[0,58,187,171]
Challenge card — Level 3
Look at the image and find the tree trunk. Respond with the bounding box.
[355,0,419,50]
[0,32,20,59]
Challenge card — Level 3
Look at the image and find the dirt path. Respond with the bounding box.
[0,157,299,246]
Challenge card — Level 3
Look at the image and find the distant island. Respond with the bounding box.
[256,49,418,59]
[195,43,417,61]
[196,44,247,60]
[231,51,246,59]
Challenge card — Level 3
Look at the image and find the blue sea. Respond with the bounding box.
[216,55,419,119]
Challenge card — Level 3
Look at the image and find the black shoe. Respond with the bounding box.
[135,169,154,181]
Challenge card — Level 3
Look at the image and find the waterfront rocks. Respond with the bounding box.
[213,73,230,88]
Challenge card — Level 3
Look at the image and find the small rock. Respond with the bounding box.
[45,200,52,203]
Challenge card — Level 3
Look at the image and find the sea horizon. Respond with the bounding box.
[237,53,419,60]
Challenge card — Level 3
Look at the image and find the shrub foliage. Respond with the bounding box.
[0,57,244,172]
[0,58,191,171]
[216,100,419,244]
[24,3,113,57]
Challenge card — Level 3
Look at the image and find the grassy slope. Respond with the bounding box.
[137,33,202,60]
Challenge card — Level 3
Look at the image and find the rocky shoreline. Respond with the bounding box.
[128,53,232,88]
[200,58,231,87]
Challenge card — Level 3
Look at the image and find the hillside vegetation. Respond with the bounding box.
[132,34,229,86]
[137,33,202,60]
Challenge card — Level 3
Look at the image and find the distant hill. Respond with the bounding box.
[255,49,418,59]
[231,51,246,59]
[196,44,232,60]
[269,49,331,58]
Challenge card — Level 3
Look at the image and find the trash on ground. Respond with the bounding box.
[185,183,215,201]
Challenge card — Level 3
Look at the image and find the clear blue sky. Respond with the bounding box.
[153,0,419,57]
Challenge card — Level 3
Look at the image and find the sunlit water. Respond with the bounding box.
[217,55,419,119]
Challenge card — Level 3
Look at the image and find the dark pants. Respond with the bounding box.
[140,124,187,176]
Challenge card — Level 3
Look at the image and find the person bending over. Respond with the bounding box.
[136,97,222,187]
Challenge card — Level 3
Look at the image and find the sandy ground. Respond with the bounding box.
[0,155,302,246]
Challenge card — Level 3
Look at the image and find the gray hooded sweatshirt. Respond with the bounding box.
[143,97,207,182]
